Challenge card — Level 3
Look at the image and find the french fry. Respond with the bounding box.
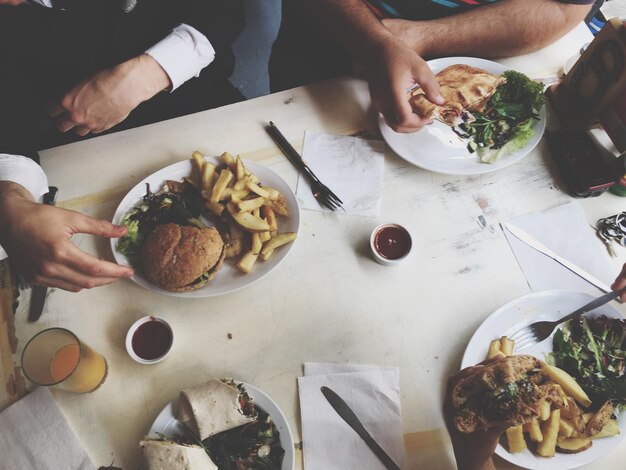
[505,426,526,453]
[236,250,259,273]
[238,197,266,213]
[536,409,560,457]
[566,398,586,434]
[487,339,503,359]
[259,230,271,243]
[559,418,575,438]
[232,211,270,232]
[556,436,592,454]
[499,336,514,356]
[201,162,216,192]
[260,248,274,261]
[264,186,281,201]
[205,201,225,216]
[234,176,251,191]
[260,232,297,256]
[235,155,245,180]
[262,206,278,232]
[585,401,614,437]
[192,151,206,174]
[224,238,244,259]
[525,418,543,443]
[538,399,551,422]
[541,364,592,408]
[246,181,270,198]
[210,169,233,203]
[220,151,236,170]
[251,233,263,255]
[270,194,289,217]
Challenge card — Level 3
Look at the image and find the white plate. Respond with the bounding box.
[462,290,625,470]
[111,158,300,298]
[148,382,295,470]
[378,57,547,175]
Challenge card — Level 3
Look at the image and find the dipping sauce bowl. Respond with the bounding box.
[125,316,173,364]
[370,223,412,266]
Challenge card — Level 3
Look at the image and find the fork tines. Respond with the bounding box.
[265,121,343,211]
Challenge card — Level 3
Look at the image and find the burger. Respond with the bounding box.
[141,223,225,292]
[451,355,565,433]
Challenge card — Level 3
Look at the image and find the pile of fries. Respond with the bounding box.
[191,151,296,274]
[487,337,620,457]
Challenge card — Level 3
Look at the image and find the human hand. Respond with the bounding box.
[611,263,626,302]
[366,36,443,133]
[0,0,26,5]
[444,357,506,470]
[48,54,170,136]
[0,182,133,292]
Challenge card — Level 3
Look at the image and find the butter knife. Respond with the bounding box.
[502,222,612,293]
[28,186,58,322]
[321,386,402,470]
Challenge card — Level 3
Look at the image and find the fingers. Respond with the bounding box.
[70,212,127,239]
[75,126,91,137]
[611,264,626,301]
[64,243,133,279]
[413,63,444,106]
[47,101,65,118]
[55,115,78,133]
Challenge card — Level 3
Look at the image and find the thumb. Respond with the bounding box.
[414,65,444,105]
[71,213,127,238]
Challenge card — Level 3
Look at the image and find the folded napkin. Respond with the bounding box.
[298,362,405,470]
[502,202,613,293]
[0,387,95,470]
[296,132,385,217]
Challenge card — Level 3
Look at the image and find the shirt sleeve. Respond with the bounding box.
[145,23,216,91]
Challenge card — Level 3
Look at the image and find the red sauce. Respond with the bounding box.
[132,320,173,360]
[374,226,411,260]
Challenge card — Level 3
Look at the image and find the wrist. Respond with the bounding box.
[119,54,171,103]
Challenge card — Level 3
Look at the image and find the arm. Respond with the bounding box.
[383,0,592,59]
[293,0,444,133]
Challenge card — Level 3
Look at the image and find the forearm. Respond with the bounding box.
[395,0,591,59]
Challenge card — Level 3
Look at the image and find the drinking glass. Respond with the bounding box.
[21,328,108,393]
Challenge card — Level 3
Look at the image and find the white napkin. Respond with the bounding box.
[298,362,405,470]
[0,387,96,470]
[502,202,614,293]
[296,132,385,217]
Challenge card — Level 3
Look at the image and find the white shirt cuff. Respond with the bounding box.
[0,154,49,260]
[145,24,216,91]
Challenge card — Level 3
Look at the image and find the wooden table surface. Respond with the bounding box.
[1,23,625,470]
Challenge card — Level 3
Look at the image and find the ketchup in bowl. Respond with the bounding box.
[370,224,412,265]
[126,316,173,364]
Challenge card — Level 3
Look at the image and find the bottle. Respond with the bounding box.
[610,153,626,196]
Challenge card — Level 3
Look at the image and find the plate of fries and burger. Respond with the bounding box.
[111,151,299,297]
[460,290,625,469]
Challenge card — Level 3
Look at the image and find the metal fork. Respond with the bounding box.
[265,121,344,211]
[510,285,626,351]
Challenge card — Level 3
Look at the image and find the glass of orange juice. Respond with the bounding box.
[21,328,108,393]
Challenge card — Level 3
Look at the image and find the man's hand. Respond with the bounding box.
[0,0,26,5]
[48,54,170,136]
[611,263,626,302]
[366,37,443,133]
[444,357,506,470]
[0,182,133,292]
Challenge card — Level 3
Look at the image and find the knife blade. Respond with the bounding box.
[28,186,58,322]
[502,222,612,293]
[320,386,402,470]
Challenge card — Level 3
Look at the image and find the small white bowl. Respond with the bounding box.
[370,223,412,266]
[125,316,173,365]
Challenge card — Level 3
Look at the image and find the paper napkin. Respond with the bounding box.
[296,132,385,217]
[0,387,96,470]
[298,362,405,470]
[502,202,614,293]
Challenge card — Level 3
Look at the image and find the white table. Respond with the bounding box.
[3,22,625,470]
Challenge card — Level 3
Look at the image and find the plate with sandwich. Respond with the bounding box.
[111,153,299,297]
[460,290,625,470]
[141,379,294,470]
[378,57,547,175]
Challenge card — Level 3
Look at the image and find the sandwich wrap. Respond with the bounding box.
[140,439,218,470]
[178,379,256,440]
[410,64,505,126]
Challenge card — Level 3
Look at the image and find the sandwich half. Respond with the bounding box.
[140,438,218,470]
[410,64,505,127]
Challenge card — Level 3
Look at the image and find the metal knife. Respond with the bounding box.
[502,222,612,293]
[28,186,58,322]
[320,386,402,470]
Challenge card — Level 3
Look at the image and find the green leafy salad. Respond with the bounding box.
[456,70,545,163]
[117,180,206,265]
[549,316,626,411]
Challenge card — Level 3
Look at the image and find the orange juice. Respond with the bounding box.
[50,343,80,382]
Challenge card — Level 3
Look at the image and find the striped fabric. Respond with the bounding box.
[363,0,595,20]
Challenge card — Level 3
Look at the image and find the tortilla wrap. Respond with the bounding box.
[177,379,256,440]
[140,439,218,470]
[410,64,505,126]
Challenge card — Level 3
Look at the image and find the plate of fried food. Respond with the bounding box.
[141,378,294,470]
[460,290,625,470]
[378,57,547,175]
[111,152,299,297]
